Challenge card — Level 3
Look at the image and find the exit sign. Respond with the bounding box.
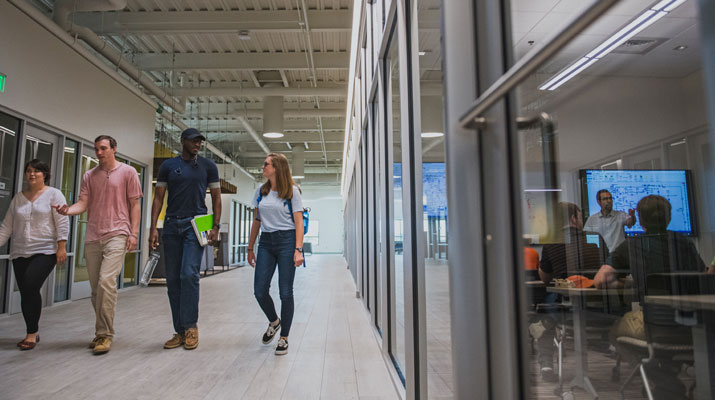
[0,73,5,93]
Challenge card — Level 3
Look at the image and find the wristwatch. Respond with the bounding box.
[212,223,220,229]
[295,247,303,252]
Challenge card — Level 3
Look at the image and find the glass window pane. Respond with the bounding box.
[54,139,79,302]
[74,153,98,284]
[509,1,715,398]
[387,30,406,378]
[123,252,138,287]
[418,1,451,394]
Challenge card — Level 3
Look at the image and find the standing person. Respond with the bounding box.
[247,152,305,355]
[584,189,636,252]
[149,128,221,351]
[54,136,143,355]
[0,160,68,350]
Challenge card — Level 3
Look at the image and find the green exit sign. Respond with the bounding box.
[0,73,5,93]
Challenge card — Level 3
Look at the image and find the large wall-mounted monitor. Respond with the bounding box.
[580,169,696,236]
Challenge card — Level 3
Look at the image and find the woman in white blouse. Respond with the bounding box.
[0,159,68,350]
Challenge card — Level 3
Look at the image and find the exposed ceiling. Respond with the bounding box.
[30,0,353,184]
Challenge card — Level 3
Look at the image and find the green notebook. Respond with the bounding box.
[191,214,214,247]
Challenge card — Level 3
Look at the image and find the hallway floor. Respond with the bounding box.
[0,255,399,400]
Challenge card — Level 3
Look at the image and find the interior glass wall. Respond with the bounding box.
[386,23,406,379]
[418,1,451,397]
[55,138,79,302]
[73,151,98,287]
[501,0,715,398]
[0,111,20,313]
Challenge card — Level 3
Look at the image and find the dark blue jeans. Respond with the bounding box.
[162,216,205,334]
[254,229,297,337]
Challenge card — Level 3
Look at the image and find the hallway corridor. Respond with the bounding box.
[0,255,399,400]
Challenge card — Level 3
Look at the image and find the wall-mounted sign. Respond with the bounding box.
[0,73,6,93]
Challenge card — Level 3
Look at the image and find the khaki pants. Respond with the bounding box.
[85,235,127,338]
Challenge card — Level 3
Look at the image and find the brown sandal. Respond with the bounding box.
[17,335,39,350]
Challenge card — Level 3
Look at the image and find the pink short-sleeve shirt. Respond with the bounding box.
[80,163,143,242]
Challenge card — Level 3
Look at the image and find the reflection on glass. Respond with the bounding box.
[513,1,715,398]
[418,2,452,392]
[74,154,98,283]
[388,34,406,378]
[55,139,79,301]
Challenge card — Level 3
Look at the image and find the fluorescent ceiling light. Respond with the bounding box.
[293,175,305,179]
[523,189,563,192]
[263,132,284,138]
[539,0,686,91]
[421,132,444,138]
[419,51,426,56]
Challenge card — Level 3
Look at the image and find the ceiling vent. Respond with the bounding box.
[612,38,665,55]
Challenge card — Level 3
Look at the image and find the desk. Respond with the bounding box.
[645,294,715,400]
[547,287,634,399]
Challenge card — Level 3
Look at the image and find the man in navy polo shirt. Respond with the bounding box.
[149,128,222,350]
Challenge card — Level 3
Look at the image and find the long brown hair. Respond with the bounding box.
[260,152,296,199]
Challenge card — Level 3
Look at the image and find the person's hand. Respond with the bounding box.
[52,204,69,216]
[294,249,304,267]
[594,264,617,289]
[207,227,220,245]
[126,235,138,251]
[248,250,256,267]
[56,247,67,265]
[149,228,159,250]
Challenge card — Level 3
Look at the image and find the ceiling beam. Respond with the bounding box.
[172,85,347,97]
[134,52,349,71]
[73,10,353,34]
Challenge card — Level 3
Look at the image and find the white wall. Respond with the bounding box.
[301,186,345,253]
[0,2,155,162]
[1,1,156,269]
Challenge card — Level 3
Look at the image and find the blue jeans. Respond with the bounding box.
[162,216,205,334]
[254,229,297,337]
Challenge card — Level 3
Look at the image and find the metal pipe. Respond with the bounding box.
[51,1,185,114]
[237,116,271,154]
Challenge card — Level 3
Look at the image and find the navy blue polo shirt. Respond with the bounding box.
[156,155,220,217]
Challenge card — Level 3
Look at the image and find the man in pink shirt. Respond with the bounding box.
[55,135,143,354]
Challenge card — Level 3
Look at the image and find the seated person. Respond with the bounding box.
[530,202,608,382]
[539,202,608,284]
[594,195,706,400]
[524,246,540,282]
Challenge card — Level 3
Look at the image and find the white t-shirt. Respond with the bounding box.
[0,187,69,259]
[251,186,303,233]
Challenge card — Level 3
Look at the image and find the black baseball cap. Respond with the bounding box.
[181,128,206,141]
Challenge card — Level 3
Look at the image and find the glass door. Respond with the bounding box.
[55,138,79,302]
[0,111,21,314]
[9,125,60,314]
[71,145,98,300]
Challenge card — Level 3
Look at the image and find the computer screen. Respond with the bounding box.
[580,169,696,236]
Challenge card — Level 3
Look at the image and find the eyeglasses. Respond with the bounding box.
[600,196,613,201]
[263,162,272,168]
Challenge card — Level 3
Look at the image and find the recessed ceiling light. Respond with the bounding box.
[421,132,444,138]
[238,30,251,40]
[673,45,688,51]
[263,132,284,138]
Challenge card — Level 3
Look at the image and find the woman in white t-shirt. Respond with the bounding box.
[0,159,68,350]
[247,152,304,355]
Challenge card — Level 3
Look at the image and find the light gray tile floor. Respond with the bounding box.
[0,255,399,400]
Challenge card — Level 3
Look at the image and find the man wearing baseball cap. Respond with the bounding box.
[149,128,222,350]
